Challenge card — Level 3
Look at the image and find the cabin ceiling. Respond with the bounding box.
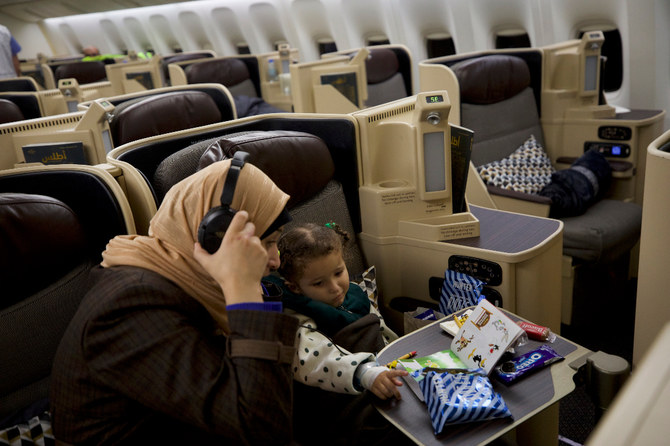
[0,0,191,22]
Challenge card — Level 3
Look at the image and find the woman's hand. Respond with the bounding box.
[370,369,407,400]
[193,210,268,305]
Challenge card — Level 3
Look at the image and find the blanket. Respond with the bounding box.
[539,149,611,218]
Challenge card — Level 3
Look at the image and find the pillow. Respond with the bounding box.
[355,265,378,309]
[0,411,53,446]
[476,135,555,194]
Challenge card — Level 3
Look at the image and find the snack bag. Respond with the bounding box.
[438,270,485,315]
[420,369,511,434]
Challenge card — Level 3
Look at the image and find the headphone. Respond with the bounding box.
[197,150,250,254]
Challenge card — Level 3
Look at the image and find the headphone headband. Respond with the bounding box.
[220,151,249,207]
[197,150,250,254]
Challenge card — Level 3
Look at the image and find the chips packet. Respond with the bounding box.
[438,270,486,315]
[419,369,512,434]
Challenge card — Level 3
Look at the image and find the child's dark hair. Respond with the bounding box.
[278,222,349,283]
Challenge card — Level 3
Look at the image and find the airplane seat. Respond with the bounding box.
[160,51,215,85]
[185,58,259,98]
[0,166,135,427]
[159,129,367,277]
[0,93,42,119]
[53,60,108,85]
[108,90,226,147]
[108,116,362,245]
[364,47,410,107]
[451,54,642,325]
[0,77,40,92]
[0,98,26,124]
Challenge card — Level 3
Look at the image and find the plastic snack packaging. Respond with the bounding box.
[438,270,486,315]
[494,344,564,385]
[516,320,556,343]
[419,369,512,434]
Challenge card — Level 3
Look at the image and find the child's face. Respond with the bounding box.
[291,250,350,307]
[261,230,282,276]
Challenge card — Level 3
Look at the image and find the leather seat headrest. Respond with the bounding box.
[54,61,108,84]
[365,48,400,84]
[185,58,251,88]
[0,193,87,308]
[198,130,335,208]
[0,98,25,124]
[451,55,531,105]
[110,90,223,146]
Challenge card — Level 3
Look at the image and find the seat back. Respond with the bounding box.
[54,61,108,84]
[0,98,25,123]
[0,77,39,92]
[108,115,362,236]
[324,45,413,107]
[108,89,233,147]
[0,165,135,420]
[160,51,216,85]
[364,47,412,107]
[185,58,260,98]
[451,54,545,166]
[0,93,42,119]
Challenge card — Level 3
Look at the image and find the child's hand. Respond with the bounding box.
[369,369,408,400]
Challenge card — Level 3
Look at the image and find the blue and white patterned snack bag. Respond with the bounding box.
[420,369,511,434]
[438,269,485,315]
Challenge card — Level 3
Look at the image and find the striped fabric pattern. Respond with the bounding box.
[438,270,485,315]
[420,370,511,434]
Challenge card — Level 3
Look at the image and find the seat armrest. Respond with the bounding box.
[556,156,634,175]
[487,185,553,204]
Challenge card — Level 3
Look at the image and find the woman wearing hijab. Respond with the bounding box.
[50,159,298,445]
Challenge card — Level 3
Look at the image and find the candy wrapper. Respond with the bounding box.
[419,369,512,434]
[494,345,564,385]
[438,270,486,315]
[516,320,556,343]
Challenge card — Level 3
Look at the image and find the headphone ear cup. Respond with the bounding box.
[197,206,237,254]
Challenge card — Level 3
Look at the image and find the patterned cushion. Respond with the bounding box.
[0,412,54,446]
[476,135,555,194]
[355,265,378,309]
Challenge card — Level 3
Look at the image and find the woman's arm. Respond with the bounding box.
[83,273,298,445]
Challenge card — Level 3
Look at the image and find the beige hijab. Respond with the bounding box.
[101,160,289,333]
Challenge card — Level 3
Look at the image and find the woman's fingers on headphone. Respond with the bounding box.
[224,211,255,239]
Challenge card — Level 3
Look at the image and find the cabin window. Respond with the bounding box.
[317,37,338,55]
[274,40,290,51]
[579,26,623,92]
[495,29,531,49]
[425,32,456,58]
[367,34,390,46]
[237,43,251,55]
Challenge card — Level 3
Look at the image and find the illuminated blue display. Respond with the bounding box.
[612,146,622,155]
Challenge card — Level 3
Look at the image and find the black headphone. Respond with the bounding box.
[197,151,250,254]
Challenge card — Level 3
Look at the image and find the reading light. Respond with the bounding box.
[427,111,441,125]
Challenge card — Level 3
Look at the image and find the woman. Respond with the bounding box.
[50,159,298,445]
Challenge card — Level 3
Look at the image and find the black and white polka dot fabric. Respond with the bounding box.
[476,135,555,194]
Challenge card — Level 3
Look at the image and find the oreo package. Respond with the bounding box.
[419,369,512,434]
[494,344,563,385]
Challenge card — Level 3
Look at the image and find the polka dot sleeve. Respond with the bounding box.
[290,313,375,395]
